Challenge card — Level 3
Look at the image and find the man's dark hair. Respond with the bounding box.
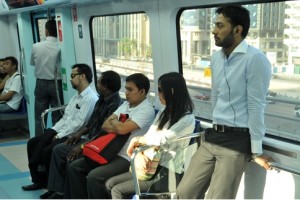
[45,20,57,37]
[216,5,250,38]
[72,63,93,83]
[100,70,121,93]
[5,56,18,70]
[126,73,150,94]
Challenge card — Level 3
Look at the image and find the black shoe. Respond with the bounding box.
[21,183,45,191]
[40,191,54,199]
[49,192,64,199]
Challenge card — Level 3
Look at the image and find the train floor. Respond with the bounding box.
[1,129,297,199]
[0,130,43,199]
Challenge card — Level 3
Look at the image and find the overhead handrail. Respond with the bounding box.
[19,48,29,103]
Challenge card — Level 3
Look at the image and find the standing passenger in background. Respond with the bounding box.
[22,64,98,191]
[0,57,23,113]
[31,19,63,136]
[177,5,273,199]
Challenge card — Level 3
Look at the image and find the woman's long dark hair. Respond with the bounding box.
[157,72,194,130]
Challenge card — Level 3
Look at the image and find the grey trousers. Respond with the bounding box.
[67,156,130,199]
[34,79,63,136]
[47,139,86,193]
[244,161,267,199]
[106,167,182,199]
[176,128,251,199]
[0,103,16,113]
[106,172,149,199]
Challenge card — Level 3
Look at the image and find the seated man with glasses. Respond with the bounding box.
[66,73,156,199]
[39,70,123,199]
[22,63,99,191]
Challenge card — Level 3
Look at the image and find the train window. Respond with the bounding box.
[31,11,55,43]
[35,19,47,42]
[179,1,300,141]
[91,13,154,99]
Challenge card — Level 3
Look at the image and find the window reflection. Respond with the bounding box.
[179,1,300,140]
[91,13,155,101]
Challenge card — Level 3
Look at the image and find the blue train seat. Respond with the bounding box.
[0,98,27,120]
[0,98,28,132]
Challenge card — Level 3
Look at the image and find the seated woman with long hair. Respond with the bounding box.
[105,72,195,199]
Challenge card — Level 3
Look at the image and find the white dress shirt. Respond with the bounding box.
[211,40,272,154]
[2,72,23,110]
[144,108,195,173]
[52,86,98,138]
[30,36,61,80]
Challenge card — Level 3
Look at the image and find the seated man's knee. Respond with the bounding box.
[176,184,185,198]
[42,145,52,159]
[105,177,114,193]
[111,184,123,199]
[52,143,65,156]
[87,169,104,186]
[27,136,39,147]
[52,144,59,155]
[68,160,76,172]
[87,173,96,186]
[27,137,34,146]
[67,159,82,175]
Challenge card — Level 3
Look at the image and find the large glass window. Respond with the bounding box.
[91,13,154,100]
[31,10,55,43]
[36,19,47,41]
[179,1,300,141]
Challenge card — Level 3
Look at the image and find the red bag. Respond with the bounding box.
[82,113,129,164]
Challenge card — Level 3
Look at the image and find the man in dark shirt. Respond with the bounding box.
[39,70,122,199]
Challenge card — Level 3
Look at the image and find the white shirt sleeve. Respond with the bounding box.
[144,113,195,146]
[53,87,98,138]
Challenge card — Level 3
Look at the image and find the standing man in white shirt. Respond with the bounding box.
[0,56,23,112]
[31,19,63,136]
[22,64,98,191]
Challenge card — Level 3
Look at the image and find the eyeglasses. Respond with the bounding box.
[70,73,82,79]
[158,87,161,93]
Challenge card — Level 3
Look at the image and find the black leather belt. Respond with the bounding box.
[213,124,249,133]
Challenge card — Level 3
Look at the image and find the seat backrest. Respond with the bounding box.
[41,104,67,131]
[16,97,27,114]
[0,98,27,120]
